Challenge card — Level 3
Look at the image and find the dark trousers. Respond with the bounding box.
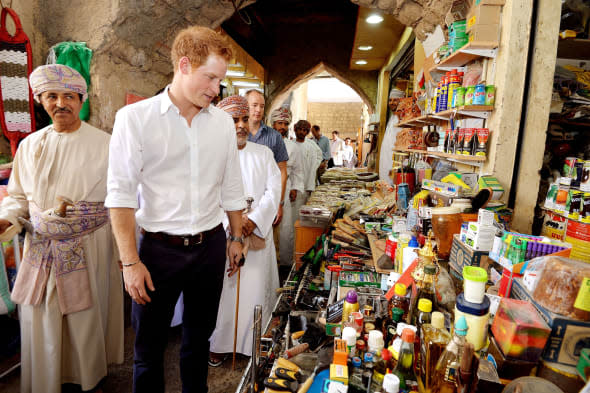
[131,227,226,393]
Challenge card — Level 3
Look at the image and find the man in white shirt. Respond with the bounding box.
[330,130,345,166]
[105,26,246,393]
[270,107,304,266]
[209,95,281,360]
[294,120,323,209]
[342,137,356,168]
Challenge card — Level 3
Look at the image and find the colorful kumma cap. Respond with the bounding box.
[29,64,88,102]
[217,95,249,117]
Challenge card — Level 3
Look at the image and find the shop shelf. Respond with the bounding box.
[397,114,434,127]
[557,39,590,60]
[433,105,495,120]
[393,148,486,163]
[430,41,498,73]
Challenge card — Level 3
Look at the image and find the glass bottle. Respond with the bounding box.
[390,283,410,321]
[430,316,468,393]
[385,308,404,347]
[349,356,365,393]
[409,264,438,324]
[373,348,394,387]
[362,352,375,390]
[393,328,417,391]
[420,311,451,389]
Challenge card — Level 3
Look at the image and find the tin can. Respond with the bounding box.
[465,85,476,106]
[473,83,486,105]
[453,87,466,108]
[485,85,496,106]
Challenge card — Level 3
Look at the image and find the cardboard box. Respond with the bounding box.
[466,4,502,32]
[469,23,500,45]
[449,234,491,274]
[510,278,590,366]
[478,176,504,200]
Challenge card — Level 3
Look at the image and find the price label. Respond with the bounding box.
[574,277,590,312]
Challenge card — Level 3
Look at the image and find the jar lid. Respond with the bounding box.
[418,298,433,313]
[364,352,374,363]
[463,266,488,282]
[432,206,461,215]
[456,293,490,316]
[394,283,407,297]
[352,357,362,367]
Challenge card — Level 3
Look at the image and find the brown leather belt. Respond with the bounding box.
[142,223,223,247]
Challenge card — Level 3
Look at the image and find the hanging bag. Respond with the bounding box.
[0,7,35,156]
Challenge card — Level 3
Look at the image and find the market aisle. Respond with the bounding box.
[0,324,249,393]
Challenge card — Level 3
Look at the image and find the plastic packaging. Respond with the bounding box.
[490,298,551,362]
[454,293,490,351]
[462,266,487,303]
[523,256,590,320]
[342,326,357,357]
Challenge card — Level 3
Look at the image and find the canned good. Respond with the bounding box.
[453,87,466,108]
[485,85,496,106]
[465,85,476,106]
[569,190,583,219]
[564,157,577,178]
[473,83,486,105]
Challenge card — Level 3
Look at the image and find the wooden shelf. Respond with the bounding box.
[397,105,494,127]
[429,41,498,73]
[557,39,590,60]
[393,148,486,162]
[549,118,590,127]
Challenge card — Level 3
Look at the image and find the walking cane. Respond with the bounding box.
[233,197,254,370]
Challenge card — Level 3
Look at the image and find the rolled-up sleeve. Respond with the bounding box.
[220,117,246,212]
[105,108,142,209]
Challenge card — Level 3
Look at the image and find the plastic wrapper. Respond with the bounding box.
[462,62,483,88]
[522,256,590,321]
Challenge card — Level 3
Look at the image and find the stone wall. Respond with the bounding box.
[307,102,364,141]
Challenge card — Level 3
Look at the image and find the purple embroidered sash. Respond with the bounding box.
[11,201,109,314]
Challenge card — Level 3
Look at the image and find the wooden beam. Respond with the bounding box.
[512,0,561,232]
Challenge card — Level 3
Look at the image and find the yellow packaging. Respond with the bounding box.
[330,364,348,385]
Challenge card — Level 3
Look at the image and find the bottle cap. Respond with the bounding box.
[455,316,468,336]
[392,307,404,322]
[408,236,419,248]
[352,357,362,368]
[463,266,488,282]
[345,289,358,303]
[364,352,374,363]
[424,265,437,275]
[455,293,490,316]
[381,348,392,361]
[418,298,433,313]
[368,330,384,351]
[401,328,415,343]
[394,283,407,297]
[342,327,357,346]
[431,311,445,330]
[383,373,400,393]
[356,339,366,352]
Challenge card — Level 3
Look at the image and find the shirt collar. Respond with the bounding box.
[159,85,211,116]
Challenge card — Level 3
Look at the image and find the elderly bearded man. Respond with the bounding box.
[209,95,281,364]
[0,64,123,393]
[270,107,303,267]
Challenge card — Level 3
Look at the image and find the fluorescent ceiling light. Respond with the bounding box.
[226,70,245,77]
[232,81,260,87]
[355,60,368,65]
[358,45,373,51]
[366,14,384,24]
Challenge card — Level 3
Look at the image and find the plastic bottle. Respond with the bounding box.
[342,326,357,358]
[395,235,411,273]
[402,236,420,273]
[390,284,410,322]
[420,311,451,389]
[385,307,405,347]
[342,290,360,325]
[393,328,417,391]
[363,352,375,389]
[417,264,438,310]
[447,69,460,110]
[373,348,394,387]
[368,330,385,356]
[430,316,468,393]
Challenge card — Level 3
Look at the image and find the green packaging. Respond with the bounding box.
[453,87,466,107]
[485,85,496,106]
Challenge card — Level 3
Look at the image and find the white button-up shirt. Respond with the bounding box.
[105,89,246,235]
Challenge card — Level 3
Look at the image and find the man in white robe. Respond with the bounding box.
[270,107,304,267]
[0,64,123,393]
[209,95,281,360]
[294,120,323,214]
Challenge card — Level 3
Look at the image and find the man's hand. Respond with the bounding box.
[122,262,155,305]
[227,241,243,277]
[319,161,327,170]
[273,204,283,226]
[289,190,297,202]
[0,219,11,235]
[243,218,257,237]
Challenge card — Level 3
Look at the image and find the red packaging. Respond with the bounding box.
[462,128,476,155]
[475,128,490,157]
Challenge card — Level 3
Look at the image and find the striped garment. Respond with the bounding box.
[248,122,289,163]
[0,41,33,133]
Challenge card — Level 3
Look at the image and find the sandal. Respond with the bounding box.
[208,352,228,367]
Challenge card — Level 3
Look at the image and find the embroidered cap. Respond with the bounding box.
[29,64,88,103]
[217,95,249,118]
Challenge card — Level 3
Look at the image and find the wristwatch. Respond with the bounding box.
[280,201,285,206]
[230,235,244,243]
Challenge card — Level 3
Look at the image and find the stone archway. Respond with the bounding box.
[267,62,375,117]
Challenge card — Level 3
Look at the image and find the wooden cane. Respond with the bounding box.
[232,266,241,370]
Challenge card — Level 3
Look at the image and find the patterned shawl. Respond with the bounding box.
[11,201,108,314]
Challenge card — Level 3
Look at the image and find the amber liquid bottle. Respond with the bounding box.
[430,316,468,393]
[420,311,451,389]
